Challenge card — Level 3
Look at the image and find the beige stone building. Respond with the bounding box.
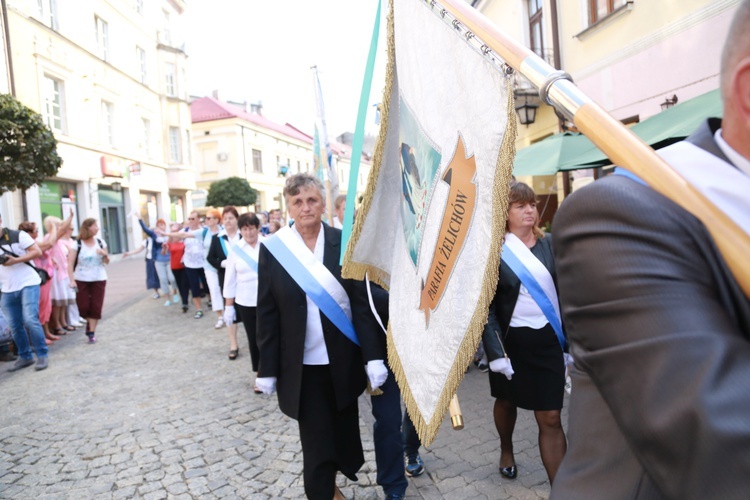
[1,0,195,252]
[190,94,370,221]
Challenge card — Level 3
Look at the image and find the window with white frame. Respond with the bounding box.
[169,127,181,163]
[142,118,151,154]
[42,75,64,132]
[162,10,171,45]
[101,100,114,146]
[588,0,628,25]
[95,16,109,61]
[136,46,147,84]
[165,63,176,97]
[37,0,58,30]
[184,130,192,163]
[252,149,263,173]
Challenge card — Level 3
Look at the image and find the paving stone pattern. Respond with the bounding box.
[0,259,567,499]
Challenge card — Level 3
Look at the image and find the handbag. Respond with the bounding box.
[36,267,51,285]
[0,240,51,285]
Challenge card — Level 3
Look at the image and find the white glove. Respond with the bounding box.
[223,305,236,325]
[366,360,388,391]
[220,260,227,268]
[489,357,514,380]
[255,377,277,394]
[563,353,574,367]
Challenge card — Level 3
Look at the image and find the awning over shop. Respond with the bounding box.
[512,89,723,176]
[512,132,605,177]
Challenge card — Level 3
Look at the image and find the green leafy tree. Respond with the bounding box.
[0,94,63,194]
[206,176,258,208]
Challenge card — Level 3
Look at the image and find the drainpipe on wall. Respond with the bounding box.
[549,0,573,198]
[2,0,15,97]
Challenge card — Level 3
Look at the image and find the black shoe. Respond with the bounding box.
[7,358,35,372]
[500,464,517,479]
[182,305,188,313]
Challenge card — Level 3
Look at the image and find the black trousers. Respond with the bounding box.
[235,303,258,371]
[298,365,363,499]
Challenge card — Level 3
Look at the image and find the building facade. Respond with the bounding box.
[190,95,370,221]
[476,0,738,200]
[2,0,195,251]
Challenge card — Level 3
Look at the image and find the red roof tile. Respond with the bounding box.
[190,96,312,144]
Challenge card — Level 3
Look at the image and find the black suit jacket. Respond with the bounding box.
[207,233,230,286]
[550,119,750,499]
[482,236,559,360]
[256,223,381,419]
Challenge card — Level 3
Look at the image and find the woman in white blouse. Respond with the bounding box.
[222,213,263,390]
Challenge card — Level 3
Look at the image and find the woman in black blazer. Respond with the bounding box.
[206,206,242,359]
[482,182,567,485]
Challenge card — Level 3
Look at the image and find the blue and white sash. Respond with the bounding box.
[219,235,234,258]
[262,226,359,346]
[616,140,750,237]
[502,233,565,350]
[234,242,258,273]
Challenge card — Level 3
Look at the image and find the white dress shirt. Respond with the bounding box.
[222,237,262,307]
[293,223,329,365]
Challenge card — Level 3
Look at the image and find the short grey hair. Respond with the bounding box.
[283,173,326,205]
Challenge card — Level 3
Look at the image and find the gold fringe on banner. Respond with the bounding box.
[390,77,517,447]
[341,0,396,291]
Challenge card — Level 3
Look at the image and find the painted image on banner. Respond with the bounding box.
[398,96,442,266]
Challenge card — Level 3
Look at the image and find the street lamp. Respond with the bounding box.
[514,88,541,126]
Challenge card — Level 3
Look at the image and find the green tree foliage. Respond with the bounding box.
[0,94,63,194]
[206,176,258,208]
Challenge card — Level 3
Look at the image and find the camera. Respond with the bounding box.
[0,254,9,265]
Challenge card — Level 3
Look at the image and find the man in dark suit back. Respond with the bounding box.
[255,173,381,500]
[550,2,750,498]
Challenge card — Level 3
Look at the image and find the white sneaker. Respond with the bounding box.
[214,318,225,329]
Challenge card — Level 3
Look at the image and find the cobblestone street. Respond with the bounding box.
[0,258,567,499]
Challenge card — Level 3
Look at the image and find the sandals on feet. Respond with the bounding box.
[228,349,239,360]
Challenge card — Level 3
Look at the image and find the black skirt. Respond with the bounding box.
[488,323,565,411]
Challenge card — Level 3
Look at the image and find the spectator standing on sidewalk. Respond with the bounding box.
[164,223,189,313]
[47,212,77,335]
[58,226,85,327]
[68,218,109,344]
[130,214,176,306]
[0,212,49,371]
[19,220,58,344]
[161,211,206,317]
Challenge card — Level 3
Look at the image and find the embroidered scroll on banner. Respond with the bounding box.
[342,0,517,445]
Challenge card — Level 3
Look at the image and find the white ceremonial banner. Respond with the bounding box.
[342,0,516,445]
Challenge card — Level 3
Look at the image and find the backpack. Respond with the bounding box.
[73,238,105,270]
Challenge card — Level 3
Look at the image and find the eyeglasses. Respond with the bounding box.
[188,217,196,220]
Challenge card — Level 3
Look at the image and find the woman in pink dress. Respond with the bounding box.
[18,221,57,344]
[46,212,76,334]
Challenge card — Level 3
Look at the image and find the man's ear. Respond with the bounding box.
[723,56,750,158]
[733,56,750,126]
